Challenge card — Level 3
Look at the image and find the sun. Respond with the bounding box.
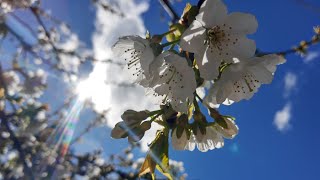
[76,77,96,101]
[75,72,112,113]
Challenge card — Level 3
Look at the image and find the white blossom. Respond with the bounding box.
[169,159,185,174]
[213,117,239,139]
[22,69,47,98]
[18,102,47,137]
[180,0,258,80]
[149,53,196,112]
[189,126,224,152]
[171,126,223,152]
[1,131,10,139]
[94,158,105,166]
[56,34,82,74]
[126,153,134,160]
[0,0,36,13]
[58,55,81,74]
[205,54,286,104]
[171,128,189,150]
[131,157,145,170]
[112,36,159,86]
[173,118,239,152]
[2,71,20,96]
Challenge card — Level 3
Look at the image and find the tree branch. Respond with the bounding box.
[159,0,180,23]
[258,32,320,56]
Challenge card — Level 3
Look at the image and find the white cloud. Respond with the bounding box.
[273,103,292,132]
[89,0,161,151]
[304,51,319,63]
[284,72,297,97]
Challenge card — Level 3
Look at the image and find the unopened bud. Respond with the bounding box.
[314,26,320,35]
[151,35,163,44]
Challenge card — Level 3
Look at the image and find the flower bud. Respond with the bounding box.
[111,110,152,143]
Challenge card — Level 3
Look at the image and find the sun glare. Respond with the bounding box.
[76,78,96,101]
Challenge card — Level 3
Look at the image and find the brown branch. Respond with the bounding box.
[91,0,125,17]
[258,33,320,56]
[30,7,62,61]
[70,120,96,145]
[159,0,180,23]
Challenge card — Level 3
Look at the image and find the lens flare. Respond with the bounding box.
[39,76,173,178]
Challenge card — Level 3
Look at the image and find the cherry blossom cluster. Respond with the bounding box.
[0,1,189,179]
[2,68,47,98]
[111,0,285,178]
[0,0,36,13]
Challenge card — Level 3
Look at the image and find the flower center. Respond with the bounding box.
[204,24,239,55]
[154,63,184,104]
[205,26,226,51]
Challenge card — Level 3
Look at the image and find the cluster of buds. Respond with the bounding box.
[292,25,320,56]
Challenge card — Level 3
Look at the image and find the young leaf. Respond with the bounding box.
[139,130,173,180]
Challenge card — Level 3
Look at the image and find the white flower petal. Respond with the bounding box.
[224,12,258,35]
[196,49,221,80]
[206,127,224,148]
[112,36,156,85]
[185,134,196,151]
[180,0,258,81]
[194,126,225,152]
[222,36,256,62]
[171,129,189,150]
[150,53,196,112]
[171,101,189,113]
[180,20,206,53]
[196,0,228,27]
[214,118,239,139]
[255,54,286,73]
[207,54,285,104]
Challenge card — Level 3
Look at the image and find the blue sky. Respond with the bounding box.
[40,0,320,179]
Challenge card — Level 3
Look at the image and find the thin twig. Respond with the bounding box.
[70,121,96,145]
[159,0,180,23]
[30,7,62,62]
[258,34,320,56]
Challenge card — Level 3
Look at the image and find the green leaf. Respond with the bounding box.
[139,129,173,180]
[139,154,156,179]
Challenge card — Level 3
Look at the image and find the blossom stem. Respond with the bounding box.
[148,109,163,117]
[159,28,177,37]
[193,98,200,112]
[150,110,163,122]
[161,39,180,48]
